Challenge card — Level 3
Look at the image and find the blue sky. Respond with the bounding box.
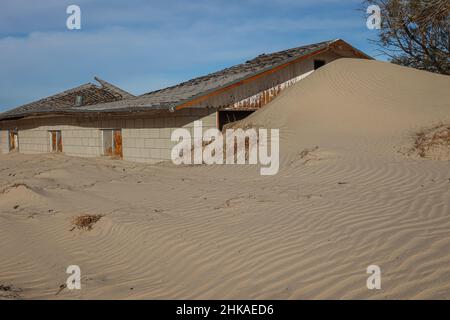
[0,0,382,111]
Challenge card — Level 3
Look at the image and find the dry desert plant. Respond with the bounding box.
[71,214,103,231]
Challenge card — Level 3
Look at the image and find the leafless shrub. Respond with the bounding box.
[364,0,449,75]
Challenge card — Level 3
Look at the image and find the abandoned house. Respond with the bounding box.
[0,39,371,163]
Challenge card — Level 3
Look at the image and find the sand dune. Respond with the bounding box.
[238,58,450,160]
[1,59,449,299]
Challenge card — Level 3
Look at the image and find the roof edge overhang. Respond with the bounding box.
[0,107,177,123]
[171,39,372,111]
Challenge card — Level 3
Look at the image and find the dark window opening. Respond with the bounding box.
[74,95,83,106]
[218,111,254,131]
[314,60,326,70]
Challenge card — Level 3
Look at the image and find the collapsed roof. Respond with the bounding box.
[0,77,134,121]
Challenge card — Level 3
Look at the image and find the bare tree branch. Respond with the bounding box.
[363,0,449,74]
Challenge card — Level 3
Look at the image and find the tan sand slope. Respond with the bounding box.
[1,59,449,300]
[238,58,450,161]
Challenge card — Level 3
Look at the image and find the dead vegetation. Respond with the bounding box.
[411,124,450,159]
[289,146,320,166]
[299,146,319,160]
[0,284,23,299]
[71,214,103,231]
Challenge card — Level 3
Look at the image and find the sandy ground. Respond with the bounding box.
[1,59,449,299]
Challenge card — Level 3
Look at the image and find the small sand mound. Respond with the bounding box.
[411,124,450,160]
[0,183,29,194]
[0,183,46,207]
[71,214,103,231]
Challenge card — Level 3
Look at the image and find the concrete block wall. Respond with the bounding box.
[0,118,103,157]
[18,127,51,153]
[122,108,217,163]
[0,130,8,154]
[0,108,217,164]
[61,126,102,157]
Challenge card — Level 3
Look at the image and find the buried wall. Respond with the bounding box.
[0,130,9,154]
[0,108,217,163]
[122,108,217,163]
[0,117,101,156]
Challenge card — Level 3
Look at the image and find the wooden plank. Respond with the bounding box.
[9,131,15,150]
[51,132,57,152]
[113,130,123,159]
[57,131,63,153]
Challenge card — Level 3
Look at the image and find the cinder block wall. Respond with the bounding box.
[0,108,217,164]
[0,118,103,156]
[122,108,217,163]
[0,130,8,154]
[17,127,51,154]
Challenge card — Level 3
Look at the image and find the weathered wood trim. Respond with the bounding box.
[330,39,373,60]
[174,46,330,111]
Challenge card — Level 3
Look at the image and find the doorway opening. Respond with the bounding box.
[8,129,19,151]
[49,130,63,153]
[102,129,123,159]
[218,111,254,131]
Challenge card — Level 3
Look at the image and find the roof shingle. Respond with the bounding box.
[0,78,134,120]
